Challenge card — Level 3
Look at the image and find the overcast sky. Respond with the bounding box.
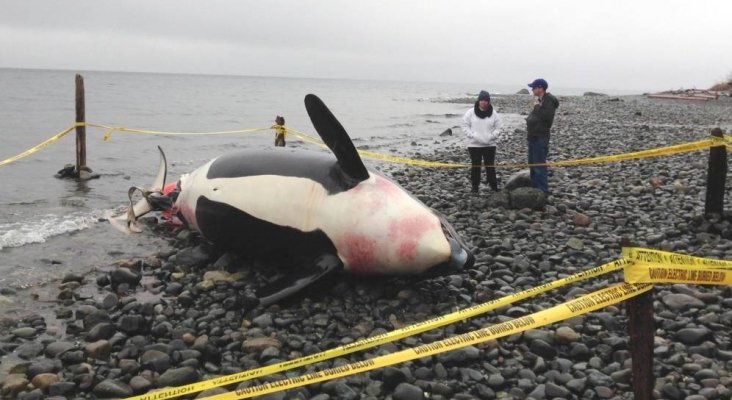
[1,0,730,93]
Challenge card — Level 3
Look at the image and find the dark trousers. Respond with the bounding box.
[528,136,549,193]
[468,146,497,191]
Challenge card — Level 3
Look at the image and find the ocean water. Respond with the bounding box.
[0,68,572,290]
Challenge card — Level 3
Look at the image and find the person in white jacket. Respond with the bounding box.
[462,90,502,193]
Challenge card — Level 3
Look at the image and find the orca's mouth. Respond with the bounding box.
[433,214,474,273]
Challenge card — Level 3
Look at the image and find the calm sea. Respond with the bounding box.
[0,68,596,290]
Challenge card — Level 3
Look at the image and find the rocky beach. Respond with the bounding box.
[1,93,732,400]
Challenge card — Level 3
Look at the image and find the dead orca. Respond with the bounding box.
[125,94,474,305]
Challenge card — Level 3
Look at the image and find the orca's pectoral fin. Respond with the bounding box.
[304,94,370,182]
[256,253,343,307]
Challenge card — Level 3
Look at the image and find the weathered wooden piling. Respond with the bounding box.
[75,74,87,173]
[704,127,727,216]
[623,237,654,400]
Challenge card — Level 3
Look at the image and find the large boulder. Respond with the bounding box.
[504,169,534,191]
[510,187,547,210]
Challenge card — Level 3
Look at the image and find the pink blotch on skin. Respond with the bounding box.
[389,215,437,264]
[178,201,197,229]
[341,233,377,273]
[374,175,402,196]
[397,241,418,263]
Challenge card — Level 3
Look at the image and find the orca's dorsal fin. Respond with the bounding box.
[304,94,369,182]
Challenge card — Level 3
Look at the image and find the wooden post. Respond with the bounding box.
[75,74,86,172]
[623,237,654,400]
[704,127,726,216]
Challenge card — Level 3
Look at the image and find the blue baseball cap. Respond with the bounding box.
[528,78,548,89]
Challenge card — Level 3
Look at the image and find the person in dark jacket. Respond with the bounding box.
[525,78,559,194]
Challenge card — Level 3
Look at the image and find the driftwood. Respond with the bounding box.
[646,89,724,101]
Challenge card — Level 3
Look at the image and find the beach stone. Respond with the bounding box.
[504,169,533,190]
[93,379,133,398]
[676,327,712,345]
[572,212,591,226]
[83,309,110,330]
[486,373,505,388]
[165,282,184,295]
[16,342,44,359]
[117,314,147,334]
[381,366,407,389]
[524,329,554,343]
[566,377,587,393]
[203,270,237,283]
[510,187,546,210]
[100,293,119,309]
[27,359,57,378]
[129,376,152,393]
[2,374,29,397]
[545,381,571,398]
[393,382,424,400]
[530,339,557,359]
[439,128,452,137]
[110,267,142,288]
[595,386,615,398]
[174,245,210,268]
[322,379,359,400]
[252,313,274,328]
[44,341,75,358]
[694,369,719,381]
[155,366,199,387]
[555,326,581,343]
[141,349,171,373]
[242,336,282,353]
[118,359,141,375]
[48,381,76,397]
[662,293,705,311]
[610,368,632,383]
[30,373,58,392]
[12,327,37,338]
[661,383,685,400]
[436,345,480,364]
[85,340,111,359]
[86,322,116,341]
[59,350,84,365]
[566,237,584,250]
[55,307,72,319]
[525,384,544,400]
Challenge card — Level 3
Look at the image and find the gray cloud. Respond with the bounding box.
[1,0,730,92]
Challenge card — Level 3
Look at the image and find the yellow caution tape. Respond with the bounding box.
[625,264,732,285]
[622,247,732,285]
[287,127,720,169]
[203,283,652,400]
[0,121,722,170]
[272,124,287,139]
[82,123,271,141]
[622,247,732,268]
[122,259,630,400]
[547,138,719,167]
[0,125,76,167]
